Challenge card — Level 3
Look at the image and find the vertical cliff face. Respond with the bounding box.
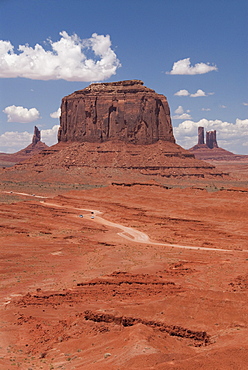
[58,80,175,145]
[195,127,219,149]
[198,127,205,145]
[206,130,218,149]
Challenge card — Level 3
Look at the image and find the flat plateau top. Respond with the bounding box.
[68,79,156,97]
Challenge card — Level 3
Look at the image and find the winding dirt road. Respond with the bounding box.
[3,191,248,253]
[41,200,247,253]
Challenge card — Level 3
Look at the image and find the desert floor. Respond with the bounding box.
[0,161,247,369]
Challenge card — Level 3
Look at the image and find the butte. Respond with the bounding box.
[0,80,228,186]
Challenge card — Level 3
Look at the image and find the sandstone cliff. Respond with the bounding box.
[206,130,218,149]
[58,80,175,145]
[1,90,231,184]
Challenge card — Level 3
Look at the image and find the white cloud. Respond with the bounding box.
[0,131,33,153]
[167,58,217,75]
[174,105,184,114]
[173,118,248,154]
[190,89,207,97]
[175,88,214,97]
[243,102,248,106]
[220,105,227,108]
[202,108,211,111]
[50,108,61,119]
[174,113,192,120]
[174,89,190,96]
[0,31,120,81]
[41,125,59,146]
[172,106,192,120]
[3,105,40,123]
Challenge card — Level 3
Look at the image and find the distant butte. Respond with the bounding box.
[0,82,231,184]
[189,127,245,161]
[193,126,218,150]
[58,80,175,145]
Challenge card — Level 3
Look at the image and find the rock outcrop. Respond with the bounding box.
[5,140,229,184]
[58,80,175,145]
[1,97,230,183]
[196,127,218,149]
[189,127,241,160]
[32,126,41,146]
[206,130,218,149]
[198,127,205,145]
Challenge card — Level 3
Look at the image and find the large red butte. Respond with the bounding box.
[58,80,175,145]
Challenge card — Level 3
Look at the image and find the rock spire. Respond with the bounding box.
[197,127,218,149]
[32,126,41,146]
[206,130,218,149]
[198,127,205,145]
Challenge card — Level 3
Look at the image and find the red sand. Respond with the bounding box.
[0,176,247,369]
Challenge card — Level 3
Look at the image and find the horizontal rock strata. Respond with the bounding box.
[7,141,229,184]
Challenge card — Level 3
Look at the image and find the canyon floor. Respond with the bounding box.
[0,158,247,369]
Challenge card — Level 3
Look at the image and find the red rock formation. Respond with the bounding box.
[32,126,41,145]
[195,127,218,149]
[58,80,175,145]
[198,127,205,145]
[189,127,244,160]
[6,140,229,184]
[206,130,218,149]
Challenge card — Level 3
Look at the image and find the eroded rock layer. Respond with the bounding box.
[2,141,229,185]
[58,80,175,145]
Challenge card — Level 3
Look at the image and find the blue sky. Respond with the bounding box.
[0,0,247,154]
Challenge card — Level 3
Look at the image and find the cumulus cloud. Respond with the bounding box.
[167,58,217,75]
[41,125,59,146]
[220,105,227,108]
[3,105,40,123]
[174,88,213,97]
[0,131,33,153]
[190,89,207,97]
[0,31,120,81]
[174,106,184,115]
[174,113,192,120]
[202,108,211,111]
[0,125,59,153]
[173,118,248,154]
[243,102,248,106]
[172,106,192,120]
[50,108,61,119]
[174,89,190,96]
